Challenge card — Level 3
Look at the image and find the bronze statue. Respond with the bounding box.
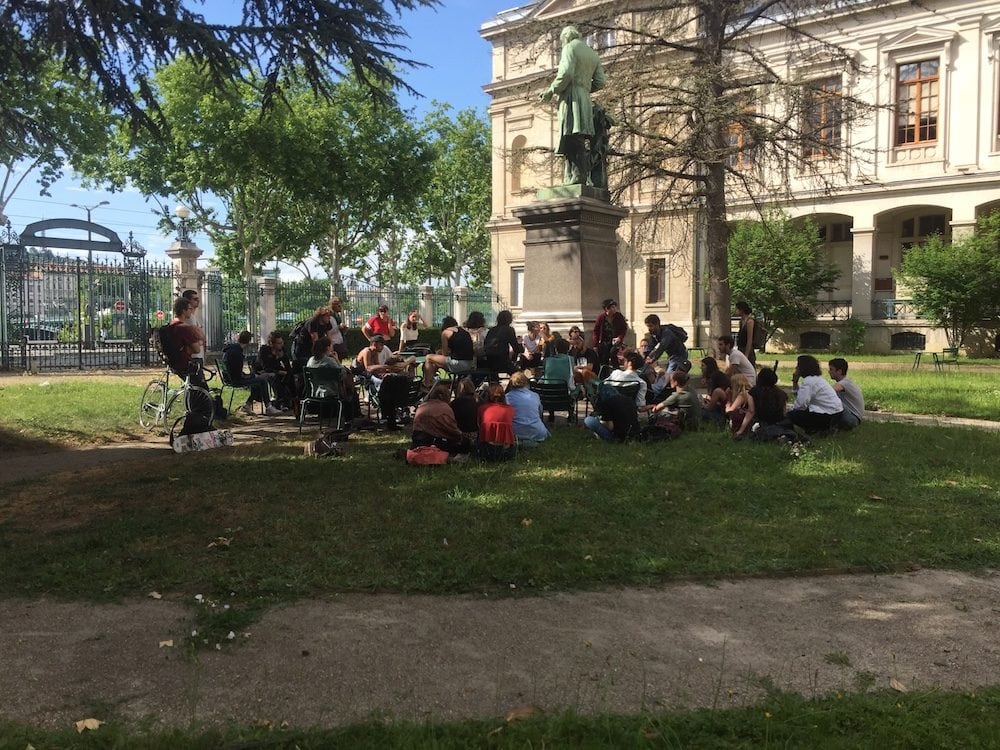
[540,26,607,187]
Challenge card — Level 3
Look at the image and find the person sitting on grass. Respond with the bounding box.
[787,354,843,434]
[605,352,647,408]
[700,356,730,424]
[748,367,787,428]
[450,377,480,441]
[828,357,864,429]
[725,373,755,439]
[477,382,517,461]
[717,334,756,386]
[223,331,282,416]
[411,382,470,456]
[584,384,640,442]
[643,370,701,429]
[505,371,549,445]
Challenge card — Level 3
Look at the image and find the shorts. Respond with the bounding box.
[445,358,474,373]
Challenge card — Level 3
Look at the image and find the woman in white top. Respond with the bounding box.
[787,355,842,433]
[398,309,425,353]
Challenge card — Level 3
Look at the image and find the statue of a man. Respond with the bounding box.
[540,26,606,186]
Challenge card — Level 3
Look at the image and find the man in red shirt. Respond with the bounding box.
[166,297,205,384]
[362,304,397,344]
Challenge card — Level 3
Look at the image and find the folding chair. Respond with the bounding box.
[299,367,344,434]
[530,379,578,423]
[215,357,257,414]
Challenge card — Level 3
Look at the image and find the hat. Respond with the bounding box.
[371,334,386,343]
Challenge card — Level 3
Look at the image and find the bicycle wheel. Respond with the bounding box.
[185,385,216,428]
[139,380,168,429]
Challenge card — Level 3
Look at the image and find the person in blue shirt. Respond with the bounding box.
[505,371,550,445]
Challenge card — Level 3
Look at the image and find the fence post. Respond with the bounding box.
[453,285,469,326]
[419,285,434,327]
[258,275,276,342]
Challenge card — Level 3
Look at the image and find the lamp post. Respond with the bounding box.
[174,204,190,242]
[70,200,110,348]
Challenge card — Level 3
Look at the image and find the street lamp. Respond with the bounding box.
[174,204,191,242]
[70,200,110,348]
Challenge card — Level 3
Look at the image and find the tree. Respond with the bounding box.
[0,60,111,221]
[294,74,432,294]
[516,1,885,338]
[895,211,1000,348]
[78,57,326,286]
[403,106,492,287]
[728,213,840,338]
[2,0,438,142]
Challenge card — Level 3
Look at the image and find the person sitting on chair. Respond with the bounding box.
[223,331,282,415]
[541,337,576,395]
[483,310,522,379]
[605,352,648,408]
[423,316,475,388]
[257,331,295,411]
[411,382,470,455]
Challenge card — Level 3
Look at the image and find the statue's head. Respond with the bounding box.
[560,26,581,46]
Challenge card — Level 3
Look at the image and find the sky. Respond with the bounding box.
[3,0,525,267]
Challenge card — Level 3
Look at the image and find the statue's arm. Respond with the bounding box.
[548,44,577,95]
[591,60,607,92]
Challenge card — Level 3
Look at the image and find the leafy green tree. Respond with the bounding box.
[79,57,323,285]
[0,60,110,220]
[2,0,438,142]
[403,106,492,287]
[728,213,840,337]
[294,75,432,294]
[895,211,1000,348]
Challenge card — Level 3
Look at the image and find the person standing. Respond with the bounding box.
[734,301,758,365]
[592,298,627,373]
[328,297,350,360]
[643,314,689,377]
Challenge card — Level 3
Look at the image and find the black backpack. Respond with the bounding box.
[290,319,311,361]
[665,324,688,343]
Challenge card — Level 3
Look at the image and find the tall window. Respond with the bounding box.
[802,76,842,158]
[510,135,527,193]
[646,258,666,304]
[896,59,939,145]
[726,103,757,169]
[510,266,524,307]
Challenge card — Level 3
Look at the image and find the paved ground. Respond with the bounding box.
[2,569,998,728]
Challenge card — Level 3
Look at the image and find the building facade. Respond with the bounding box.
[481,0,1000,352]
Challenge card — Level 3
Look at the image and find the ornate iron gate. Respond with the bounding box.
[0,219,173,371]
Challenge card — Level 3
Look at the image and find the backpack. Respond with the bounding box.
[290,319,311,361]
[665,324,688,344]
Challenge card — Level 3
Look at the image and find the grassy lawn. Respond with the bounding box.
[2,688,999,748]
[2,424,998,607]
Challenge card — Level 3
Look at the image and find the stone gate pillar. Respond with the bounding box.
[453,286,469,325]
[258,275,277,340]
[419,285,435,327]
[165,237,203,324]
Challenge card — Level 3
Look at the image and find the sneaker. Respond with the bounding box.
[265,404,283,416]
[238,403,255,415]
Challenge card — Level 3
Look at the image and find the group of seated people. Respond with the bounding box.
[408,371,553,461]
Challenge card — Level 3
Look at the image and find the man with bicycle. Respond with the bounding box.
[167,297,208,389]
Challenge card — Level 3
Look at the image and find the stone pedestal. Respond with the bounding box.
[512,196,627,331]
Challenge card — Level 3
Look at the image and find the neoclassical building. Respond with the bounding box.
[481,0,1000,352]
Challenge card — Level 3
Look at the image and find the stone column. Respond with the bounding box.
[166,239,203,300]
[850,228,875,321]
[418,285,435,327]
[258,275,277,341]
[453,285,469,325]
[512,193,627,332]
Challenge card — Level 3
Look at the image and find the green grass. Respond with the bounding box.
[852,370,1000,420]
[2,688,999,748]
[2,423,998,609]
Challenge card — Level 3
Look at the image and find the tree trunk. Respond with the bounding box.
[326,234,340,299]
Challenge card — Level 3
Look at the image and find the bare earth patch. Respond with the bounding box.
[1,569,997,728]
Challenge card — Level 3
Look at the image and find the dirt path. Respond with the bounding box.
[1,569,997,728]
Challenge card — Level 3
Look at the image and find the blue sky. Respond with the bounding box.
[3,0,523,265]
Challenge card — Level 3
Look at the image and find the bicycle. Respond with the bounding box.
[139,363,216,434]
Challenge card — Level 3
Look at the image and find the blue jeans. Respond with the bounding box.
[584,414,614,441]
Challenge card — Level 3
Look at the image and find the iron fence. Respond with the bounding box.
[1,245,173,370]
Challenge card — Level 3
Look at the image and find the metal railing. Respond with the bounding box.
[809,300,853,320]
[872,299,919,320]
